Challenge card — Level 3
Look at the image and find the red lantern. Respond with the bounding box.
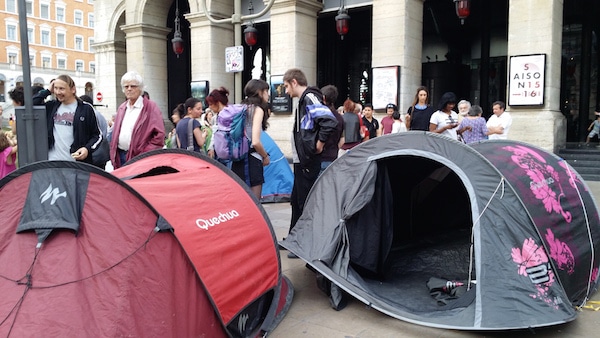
[171,32,184,56]
[244,25,258,48]
[335,9,350,40]
[454,0,470,25]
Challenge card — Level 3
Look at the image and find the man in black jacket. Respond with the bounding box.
[33,75,101,164]
[283,68,338,241]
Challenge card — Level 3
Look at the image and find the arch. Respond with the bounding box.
[135,0,171,27]
[108,1,127,41]
[33,77,45,85]
[0,74,6,82]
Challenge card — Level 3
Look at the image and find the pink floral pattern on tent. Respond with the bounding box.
[504,145,572,223]
[512,237,558,308]
[545,228,575,274]
[558,160,585,191]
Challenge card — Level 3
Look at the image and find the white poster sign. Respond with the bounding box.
[508,54,545,106]
[372,66,399,110]
[225,46,244,73]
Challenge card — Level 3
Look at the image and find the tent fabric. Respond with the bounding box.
[282,132,600,330]
[0,151,293,337]
[260,131,293,203]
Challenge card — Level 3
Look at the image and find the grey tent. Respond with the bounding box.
[281,132,600,330]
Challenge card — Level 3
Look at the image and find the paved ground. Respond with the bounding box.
[262,181,600,338]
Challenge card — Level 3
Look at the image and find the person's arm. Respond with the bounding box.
[251,107,269,166]
[193,123,206,148]
[589,121,595,131]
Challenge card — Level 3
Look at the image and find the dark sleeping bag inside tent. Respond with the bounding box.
[346,156,474,312]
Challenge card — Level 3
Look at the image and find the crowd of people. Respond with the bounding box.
[1,69,514,228]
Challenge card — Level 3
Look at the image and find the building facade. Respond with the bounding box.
[0,0,96,120]
[95,0,599,154]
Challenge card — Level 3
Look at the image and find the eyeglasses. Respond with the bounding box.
[124,85,139,89]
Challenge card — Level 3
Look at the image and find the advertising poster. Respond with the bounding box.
[225,46,244,73]
[372,66,399,110]
[270,75,291,113]
[508,54,545,106]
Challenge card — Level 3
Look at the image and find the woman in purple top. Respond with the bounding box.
[457,105,489,144]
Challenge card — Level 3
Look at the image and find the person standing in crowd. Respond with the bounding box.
[379,103,396,135]
[340,99,363,154]
[320,84,344,174]
[206,86,232,167]
[176,97,206,152]
[362,103,380,138]
[429,91,460,140]
[110,71,165,169]
[80,94,110,169]
[0,130,17,179]
[406,86,435,131]
[166,103,184,149]
[32,75,101,163]
[486,101,512,140]
[232,79,271,199]
[457,99,471,124]
[457,105,489,144]
[201,109,215,157]
[283,68,338,245]
[391,110,407,133]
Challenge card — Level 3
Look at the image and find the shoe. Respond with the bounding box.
[287,252,299,259]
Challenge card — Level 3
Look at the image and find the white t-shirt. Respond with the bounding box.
[430,110,459,140]
[118,96,144,151]
[48,101,78,161]
[391,120,407,133]
[487,111,512,140]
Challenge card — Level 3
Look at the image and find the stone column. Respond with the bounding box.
[94,40,127,117]
[507,0,565,152]
[186,12,235,94]
[268,0,323,155]
[372,0,425,113]
[120,23,171,120]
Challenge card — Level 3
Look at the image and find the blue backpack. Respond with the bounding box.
[214,104,250,161]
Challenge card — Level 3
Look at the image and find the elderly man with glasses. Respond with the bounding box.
[109,71,165,169]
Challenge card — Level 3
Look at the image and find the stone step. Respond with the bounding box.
[564,159,600,168]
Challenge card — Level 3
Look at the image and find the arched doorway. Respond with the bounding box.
[561,0,600,143]
[166,0,191,118]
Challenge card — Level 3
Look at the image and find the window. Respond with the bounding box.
[75,36,83,51]
[75,60,84,72]
[89,62,95,74]
[40,4,49,19]
[41,30,50,46]
[6,25,17,41]
[56,33,66,48]
[29,54,35,67]
[88,38,95,52]
[88,0,94,4]
[27,27,34,43]
[6,0,16,13]
[26,0,33,15]
[8,53,18,65]
[88,14,95,28]
[74,10,83,26]
[56,7,65,22]
[57,58,66,69]
[42,56,51,69]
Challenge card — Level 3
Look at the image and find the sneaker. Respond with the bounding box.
[287,252,299,259]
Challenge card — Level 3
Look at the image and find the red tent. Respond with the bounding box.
[0,150,292,337]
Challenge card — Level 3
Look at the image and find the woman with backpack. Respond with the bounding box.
[236,79,271,199]
[176,97,207,152]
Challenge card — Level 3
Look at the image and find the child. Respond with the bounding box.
[586,111,600,145]
[391,110,407,133]
[0,130,17,179]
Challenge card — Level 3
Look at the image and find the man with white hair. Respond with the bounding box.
[109,71,165,169]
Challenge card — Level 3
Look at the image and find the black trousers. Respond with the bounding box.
[289,161,320,233]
